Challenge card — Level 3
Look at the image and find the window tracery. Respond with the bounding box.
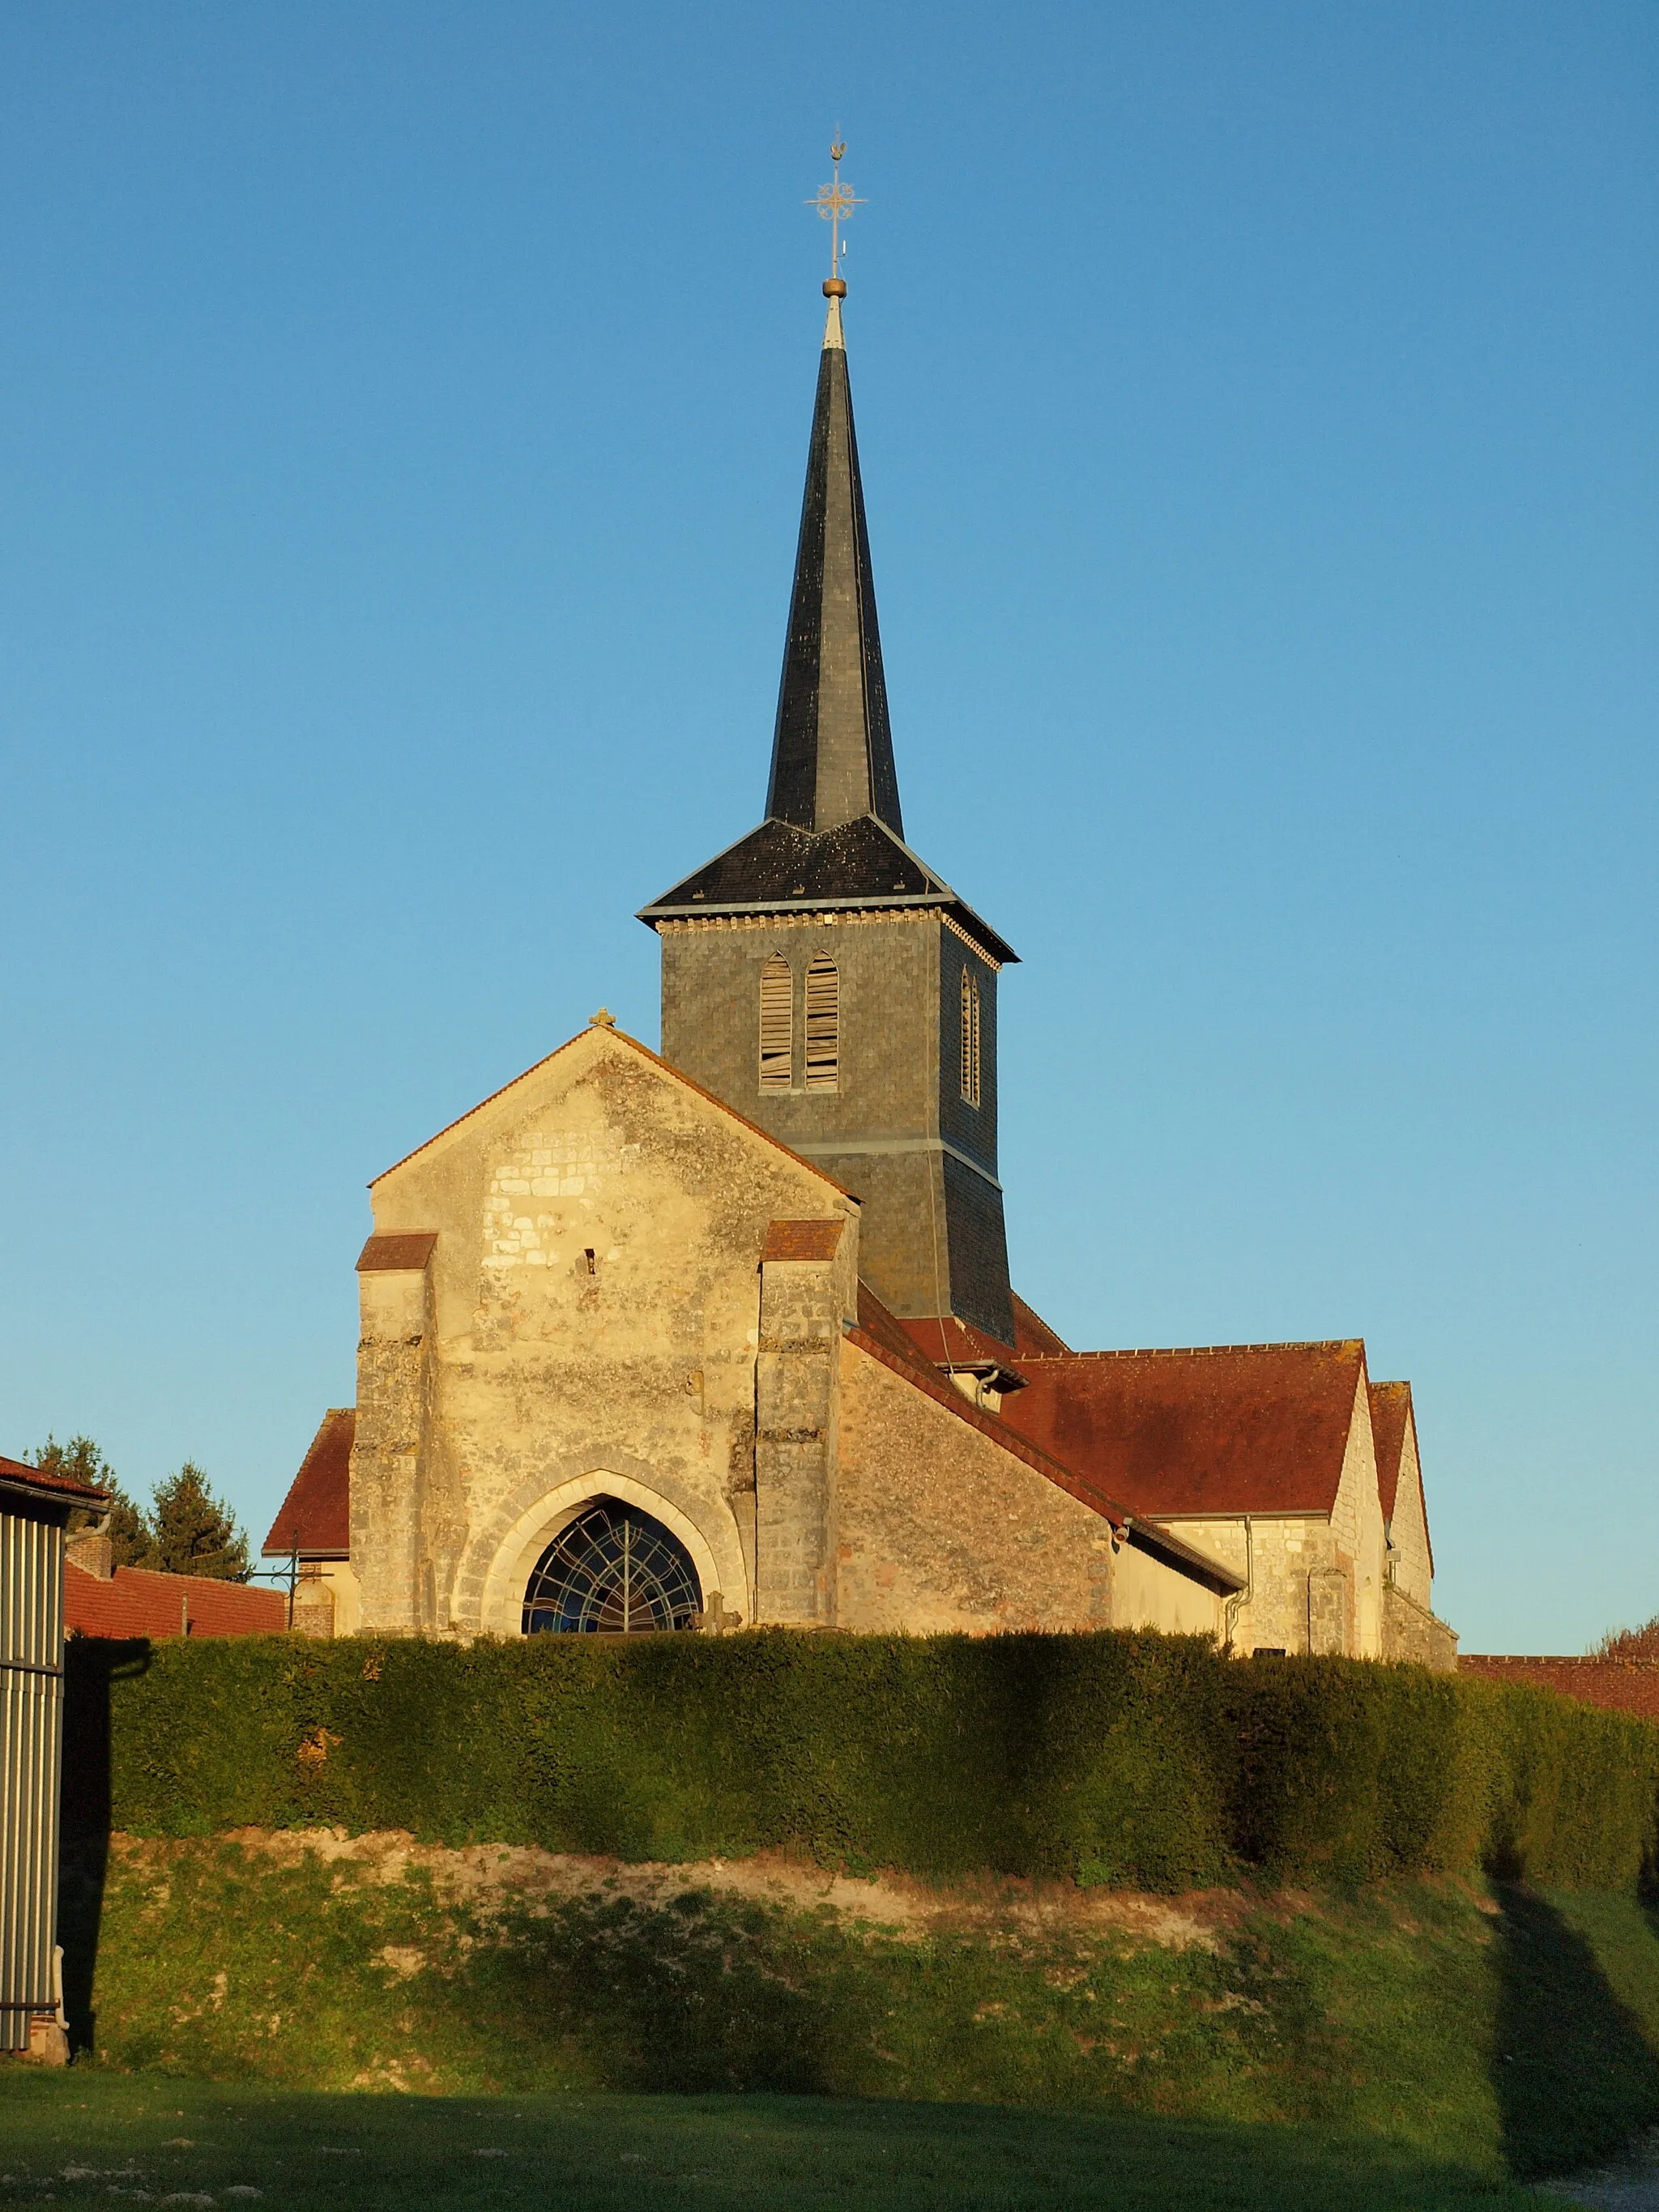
[522,1499,702,1634]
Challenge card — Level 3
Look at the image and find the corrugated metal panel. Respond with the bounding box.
[0,1503,66,2052]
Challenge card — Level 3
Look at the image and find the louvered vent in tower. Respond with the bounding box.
[804,957,839,1092]
[758,955,793,1090]
[960,967,981,1107]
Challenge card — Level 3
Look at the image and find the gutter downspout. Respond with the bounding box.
[1222,1515,1253,1654]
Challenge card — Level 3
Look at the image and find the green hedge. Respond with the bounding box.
[62,1630,1659,1892]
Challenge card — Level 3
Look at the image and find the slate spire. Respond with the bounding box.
[765,284,904,838]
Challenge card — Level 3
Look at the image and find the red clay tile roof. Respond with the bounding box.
[357,1232,439,1272]
[1368,1381,1413,1521]
[1010,1294,1072,1357]
[1458,1656,1659,1724]
[899,1314,1021,1370]
[997,1341,1368,1519]
[761,1219,845,1262]
[0,1455,110,1507]
[263,1409,354,1557]
[66,1562,286,1639]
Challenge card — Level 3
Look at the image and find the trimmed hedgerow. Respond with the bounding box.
[62,1630,1659,1892]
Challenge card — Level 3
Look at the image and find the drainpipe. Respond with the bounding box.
[1223,1515,1253,1653]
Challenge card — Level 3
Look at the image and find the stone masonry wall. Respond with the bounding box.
[1386,1424,1433,1611]
[357,1028,858,1637]
[1382,1582,1458,1671]
[1154,1515,1342,1656]
[835,1340,1120,1633]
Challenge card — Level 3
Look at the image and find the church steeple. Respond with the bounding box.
[766,283,903,838]
[641,205,1019,1349]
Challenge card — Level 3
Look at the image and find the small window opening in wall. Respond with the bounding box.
[804,957,839,1090]
[960,966,981,1106]
[583,1248,596,1276]
[758,953,792,1090]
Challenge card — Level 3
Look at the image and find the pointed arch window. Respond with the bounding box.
[804,956,839,1091]
[758,954,793,1090]
[522,1499,702,1634]
[960,966,981,1107]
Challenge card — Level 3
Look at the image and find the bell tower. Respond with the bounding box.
[640,215,1018,1345]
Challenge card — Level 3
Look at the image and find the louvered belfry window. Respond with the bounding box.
[804,956,840,1091]
[758,954,793,1089]
[960,966,981,1106]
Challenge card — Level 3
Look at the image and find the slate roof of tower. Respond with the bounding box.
[997,1340,1370,1519]
[639,288,1016,968]
[767,302,902,838]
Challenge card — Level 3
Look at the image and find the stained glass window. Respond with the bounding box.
[522,1499,702,1635]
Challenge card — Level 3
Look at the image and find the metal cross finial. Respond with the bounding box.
[808,139,864,286]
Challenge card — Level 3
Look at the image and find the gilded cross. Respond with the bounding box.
[808,139,864,282]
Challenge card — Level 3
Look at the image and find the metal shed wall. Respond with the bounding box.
[0,1497,66,2052]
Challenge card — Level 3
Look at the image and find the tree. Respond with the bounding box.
[1595,1617,1659,1660]
[147,1462,251,1582]
[31,1434,152,1566]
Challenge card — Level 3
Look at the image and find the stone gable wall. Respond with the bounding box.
[1386,1422,1433,1610]
[356,1032,855,1637]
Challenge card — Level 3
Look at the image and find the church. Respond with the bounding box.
[266,271,1456,1672]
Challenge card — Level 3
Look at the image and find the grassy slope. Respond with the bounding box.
[51,1835,1659,2187]
[0,2072,1584,2212]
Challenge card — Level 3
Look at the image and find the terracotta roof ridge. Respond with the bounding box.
[1017,1338,1365,1362]
[371,1021,857,1201]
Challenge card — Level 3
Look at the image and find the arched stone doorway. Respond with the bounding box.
[522,1497,702,1634]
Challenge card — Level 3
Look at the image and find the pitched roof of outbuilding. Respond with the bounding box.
[263,1408,354,1558]
[0,1454,109,1507]
[66,1562,285,1640]
[997,1340,1369,1520]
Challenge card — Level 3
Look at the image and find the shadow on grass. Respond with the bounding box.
[0,2073,1577,2212]
[1491,1882,1659,2179]
[58,1636,151,2053]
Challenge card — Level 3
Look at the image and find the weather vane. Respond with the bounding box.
[808,139,864,292]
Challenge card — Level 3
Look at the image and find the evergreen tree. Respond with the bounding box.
[32,1435,153,1566]
[147,1462,251,1582]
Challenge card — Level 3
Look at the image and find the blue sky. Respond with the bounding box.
[2,2,1653,1653]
